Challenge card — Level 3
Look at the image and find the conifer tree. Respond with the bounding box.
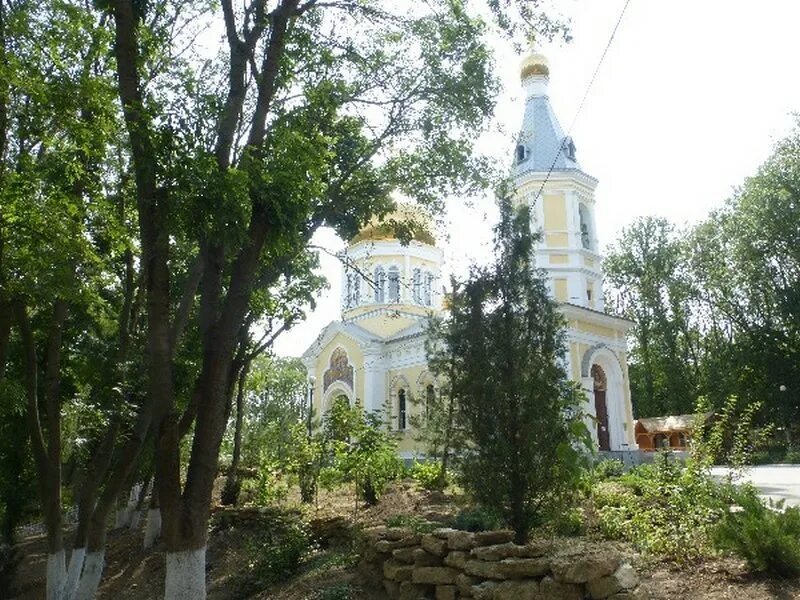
[430,189,591,543]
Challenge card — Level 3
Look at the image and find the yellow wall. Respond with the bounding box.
[573,320,618,340]
[549,254,569,264]
[543,194,567,230]
[311,333,366,414]
[357,314,418,337]
[545,232,569,247]
[554,279,568,302]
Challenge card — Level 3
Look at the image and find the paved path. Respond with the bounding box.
[710,464,800,507]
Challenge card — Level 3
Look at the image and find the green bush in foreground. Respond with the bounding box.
[452,506,504,532]
[592,455,734,560]
[714,492,800,577]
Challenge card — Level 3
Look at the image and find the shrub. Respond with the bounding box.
[311,583,362,600]
[784,448,800,464]
[551,506,586,537]
[591,455,731,560]
[714,492,800,577]
[452,506,504,532]
[408,460,447,490]
[593,458,624,480]
[236,510,314,595]
[385,514,437,533]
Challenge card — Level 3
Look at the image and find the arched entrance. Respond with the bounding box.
[591,364,610,451]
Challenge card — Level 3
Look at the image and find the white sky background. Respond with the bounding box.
[273,0,800,357]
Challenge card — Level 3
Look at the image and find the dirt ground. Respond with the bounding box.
[12,480,800,599]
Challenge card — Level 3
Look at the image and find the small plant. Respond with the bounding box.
[714,491,800,577]
[452,506,504,532]
[551,506,586,537]
[593,458,624,479]
[385,514,437,533]
[408,460,447,490]
[311,583,362,600]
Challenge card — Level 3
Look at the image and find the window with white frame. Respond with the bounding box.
[374,266,385,303]
[412,268,422,303]
[387,266,400,303]
[397,388,407,430]
[423,272,434,306]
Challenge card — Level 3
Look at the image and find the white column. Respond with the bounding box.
[363,352,386,414]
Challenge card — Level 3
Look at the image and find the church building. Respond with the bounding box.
[302,51,638,456]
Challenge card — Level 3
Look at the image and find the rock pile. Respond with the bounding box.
[359,527,642,600]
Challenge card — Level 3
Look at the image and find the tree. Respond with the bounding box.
[431,192,590,544]
[105,1,567,595]
[603,217,701,417]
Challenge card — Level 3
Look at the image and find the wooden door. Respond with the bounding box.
[594,389,610,451]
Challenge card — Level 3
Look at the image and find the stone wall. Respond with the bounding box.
[359,527,642,600]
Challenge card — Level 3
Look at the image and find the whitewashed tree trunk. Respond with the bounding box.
[143,508,161,549]
[73,551,104,600]
[129,509,142,529]
[64,547,86,600]
[46,550,67,600]
[165,548,206,600]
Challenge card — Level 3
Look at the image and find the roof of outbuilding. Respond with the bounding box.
[636,413,711,433]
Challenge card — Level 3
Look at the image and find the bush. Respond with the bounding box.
[593,458,625,480]
[551,507,586,537]
[235,510,314,595]
[408,460,447,490]
[385,514,437,533]
[714,492,800,577]
[452,506,504,532]
[784,448,800,464]
[591,455,732,560]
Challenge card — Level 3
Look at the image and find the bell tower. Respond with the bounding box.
[512,51,605,311]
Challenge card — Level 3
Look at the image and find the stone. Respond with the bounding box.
[463,559,504,579]
[414,548,444,567]
[386,527,414,541]
[493,579,540,600]
[470,542,518,561]
[496,557,551,578]
[447,530,475,550]
[473,530,514,546]
[435,584,458,600]
[394,547,417,564]
[470,581,499,600]
[456,573,478,597]
[443,551,469,569]
[378,535,423,553]
[433,527,458,539]
[399,581,433,600]
[364,525,389,541]
[421,534,449,557]
[539,575,583,600]
[384,559,415,582]
[587,563,639,599]
[384,579,401,599]
[608,589,644,600]
[551,551,621,584]
[413,566,459,585]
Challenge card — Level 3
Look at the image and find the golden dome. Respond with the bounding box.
[350,204,436,246]
[520,51,549,80]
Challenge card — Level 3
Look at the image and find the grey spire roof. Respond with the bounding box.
[512,89,580,178]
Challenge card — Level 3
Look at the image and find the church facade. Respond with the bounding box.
[302,51,638,457]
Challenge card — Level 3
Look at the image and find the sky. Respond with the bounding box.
[273,0,800,357]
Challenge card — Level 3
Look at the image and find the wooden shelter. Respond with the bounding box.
[635,413,707,451]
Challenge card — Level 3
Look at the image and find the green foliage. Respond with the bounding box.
[592,459,625,481]
[551,507,586,537]
[322,398,402,505]
[384,514,437,534]
[310,583,362,600]
[451,506,504,533]
[408,460,448,491]
[591,455,738,560]
[240,511,313,592]
[428,192,590,542]
[714,492,800,577]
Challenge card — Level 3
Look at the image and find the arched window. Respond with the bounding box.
[412,268,422,303]
[345,271,360,308]
[579,204,592,250]
[516,144,527,163]
[398,389,407,430]
[423,272,434,306]
[425,384,435,418]
[387,266,400,303]
[374,266,385,303]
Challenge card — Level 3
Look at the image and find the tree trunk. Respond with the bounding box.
[222,363,249,506]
